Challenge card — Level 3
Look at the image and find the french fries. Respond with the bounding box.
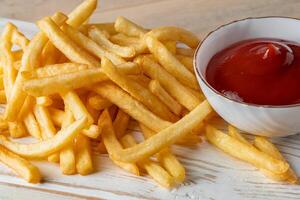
[0,0,297,187]
[101,58,177,122]
[0,145,41,183]
[145,35,199,89]
[88,27,136,58]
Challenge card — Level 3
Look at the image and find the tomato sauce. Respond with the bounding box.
[206,38,300,105]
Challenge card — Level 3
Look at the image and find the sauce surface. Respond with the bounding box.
[206,38,300,106]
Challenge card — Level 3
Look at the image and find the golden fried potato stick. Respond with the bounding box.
[99,110,139,175]
[145,35,198,89]
[147,26,200,48]
[23,112,42,139]
[88,27,136,58]
[62,91,94,126]
[22,63,91,79]
[0,117,87,158]
[0,90,6,104]
[41,42,60,66]
[23,68,108,96]
[93,82,171,132]
[79,23,117,35]
[254,136,298,184]
[0,23,17,99]
[75,133,93,175]
[139,123,185,183]
[121,134,173,188]
[148,80,182,116]
[49,107,65,127]
[67,0,97,28]
[87,93,112,110]
[37,17,100,67]
[101,58,177,122]
[205,125,289,174]
[115,62,141,75]
[33,104,59,162]
[110,100,211,163]
[176,55,193,72]
[110,33,148,55]
[81,124,101,139]
[176,48,195,57]
[135,55,200,111]
[61,24,125,65]
[4,12,68,121]
[0,145,41,183]
[60,108,76,175]
[114,16,147,38]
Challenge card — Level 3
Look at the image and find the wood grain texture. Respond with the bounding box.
[0,0,300,200]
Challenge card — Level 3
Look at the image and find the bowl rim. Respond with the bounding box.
[194,16,300,109]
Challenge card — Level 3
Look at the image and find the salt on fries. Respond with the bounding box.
[0,0,296,188]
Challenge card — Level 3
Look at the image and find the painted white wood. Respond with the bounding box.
[0,16,299,200]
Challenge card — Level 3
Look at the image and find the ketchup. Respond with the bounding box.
[206,38,300,106]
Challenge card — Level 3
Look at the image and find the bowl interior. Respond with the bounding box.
[195,17,300,85]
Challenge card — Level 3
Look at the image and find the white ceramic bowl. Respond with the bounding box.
[194,17,300,137]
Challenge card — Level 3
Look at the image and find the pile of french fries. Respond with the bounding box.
[0,0,297,188]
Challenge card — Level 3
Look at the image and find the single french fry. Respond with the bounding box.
[0,23,17,99]
[254,136,298,184]
[93,82,171,132]
[81,124,101,139]
[148,80,182,116]
[121,134,174,188]
[115,62,141,75]
[228,125,251,146]
[205,125,289,174]
[37,17,100,67]
[99,110,139,175]
[41,41,60,66]
[109,100,211,162]
[148,27,199,48]
[145,35,198,89]
[139,123,185,183]
[61,24,125,65]
[36,96,53,107]
[0,145,41,183]
[33,104,60,162]
[135,55,200,111]
[60,108,76,175]
[23,112,42,139]
[75,133,93,175]
[23,68,108,96]
[114,16,147,38]
[67,0,97,28]
[4,12,68,121]
[88,27,135,58]
[11,27,30,51]
[0,117,87,158]
[101,58,177,122]
[22,63,90,79]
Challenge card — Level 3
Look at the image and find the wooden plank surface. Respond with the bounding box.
[0,0,300,200]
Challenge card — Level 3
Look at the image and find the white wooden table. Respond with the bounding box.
[0,1,300,199]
